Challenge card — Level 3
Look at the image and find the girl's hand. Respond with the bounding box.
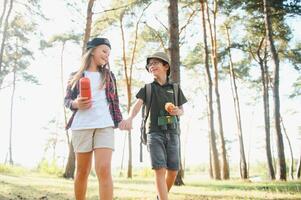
[119,118,133,131]
[73,96,92,110]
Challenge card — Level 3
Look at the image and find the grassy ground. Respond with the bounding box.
[0,171,300,200]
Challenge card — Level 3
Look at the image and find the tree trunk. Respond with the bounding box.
[296,150,301,179]
[280,116,294,179]
[81,0,95,54]
[263,0,286,180]
[60,42,70,146]
[200,0,220,180]
[63,1,95,179]
[258,40,275,180]
[119,12,133,178]
[206,0,228,180]
[168,0,185,185]
[0,0,9,28]
[63,142,75,179]
[225,25,247,179]
[168,0,180,83]
[60,42,74,179]
[8,55,17,165]
[0,0,14,88]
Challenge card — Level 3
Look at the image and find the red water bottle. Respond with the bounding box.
[79,77,91,99]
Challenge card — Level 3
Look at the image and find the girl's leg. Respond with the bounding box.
[166,170,178,192]
[94,148,113,200]
[74,152,93,200]
[155,168,168,200]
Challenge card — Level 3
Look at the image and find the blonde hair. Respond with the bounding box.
[69,47,115,93]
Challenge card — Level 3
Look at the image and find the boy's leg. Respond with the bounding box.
[166,170,178,191]
[165,132,180,194]
[74,152,92,200]
[155,168,168,200]
[94,148,113,200]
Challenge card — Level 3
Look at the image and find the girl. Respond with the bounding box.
[64,37,123,200]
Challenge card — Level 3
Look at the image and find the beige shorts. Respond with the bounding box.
[72,127,114,153]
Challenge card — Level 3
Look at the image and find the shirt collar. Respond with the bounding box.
[153,78,173,87]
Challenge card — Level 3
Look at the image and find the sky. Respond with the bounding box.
[0,0,300,174]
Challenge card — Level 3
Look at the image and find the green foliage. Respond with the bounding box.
[37,159,63,176]
[0,164,28,176]
[183,42,204,68]
[135,167,153,178]
[1,14,39,87]
[290,76,301,98]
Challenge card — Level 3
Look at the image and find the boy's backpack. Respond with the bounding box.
[139,82,179,162]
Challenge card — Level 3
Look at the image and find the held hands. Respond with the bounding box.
[73,96,92,110]
[118,118,133,131]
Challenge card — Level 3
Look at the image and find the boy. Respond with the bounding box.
[119,52,187,200]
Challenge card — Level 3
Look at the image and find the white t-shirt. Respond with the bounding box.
[71,71,114,130]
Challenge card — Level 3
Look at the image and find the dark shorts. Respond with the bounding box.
[147,131,180,171]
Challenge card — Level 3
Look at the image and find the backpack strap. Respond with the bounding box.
[145,83,152,119]
[140,83,152,162]
[173,83,179,106]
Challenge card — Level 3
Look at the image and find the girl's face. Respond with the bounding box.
[147,58,169,77]
[92,45,111,66]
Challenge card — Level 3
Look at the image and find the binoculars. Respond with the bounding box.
[158,115,177,131]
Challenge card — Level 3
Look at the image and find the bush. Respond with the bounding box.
[37,159,63,176]
[0,164,28,176]
[136,167,153,178]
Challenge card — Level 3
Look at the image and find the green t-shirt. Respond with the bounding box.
[136,80,187,133]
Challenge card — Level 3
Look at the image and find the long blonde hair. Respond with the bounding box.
[69,47,115,93]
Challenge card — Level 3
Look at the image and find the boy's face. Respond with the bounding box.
[147,58,169,77]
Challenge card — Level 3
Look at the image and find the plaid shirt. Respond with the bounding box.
[64,69,123,129]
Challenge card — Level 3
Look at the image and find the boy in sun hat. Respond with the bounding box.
[119,51,187,200]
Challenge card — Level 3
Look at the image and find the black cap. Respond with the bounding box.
[86,38,111,50]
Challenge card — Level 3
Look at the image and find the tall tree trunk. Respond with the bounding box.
[0,0,9,28]
[280,116,294,179]
[168,0,180,83]
[63,143,75,179]
[64,0,95,179]
[225,25,247,179]
[0,0,14,88]
[257,40,275,180]
[81,0,95,54]
[119,12,133,178]
[59,42,74,179]
[60,42,70,146]
[206,0,228,179]
[200,0,220,180]
[296,150,301,179]
[8,55,17,165]
[119,4,149,177]
[263,0,286,180]
[168,0,184,185]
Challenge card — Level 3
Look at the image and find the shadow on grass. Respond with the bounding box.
[115,177,154,185]
[1,179,72,200]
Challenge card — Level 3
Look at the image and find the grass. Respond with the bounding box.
[0,165,300,200]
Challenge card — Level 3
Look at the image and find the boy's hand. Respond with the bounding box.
[169,106,183,116]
